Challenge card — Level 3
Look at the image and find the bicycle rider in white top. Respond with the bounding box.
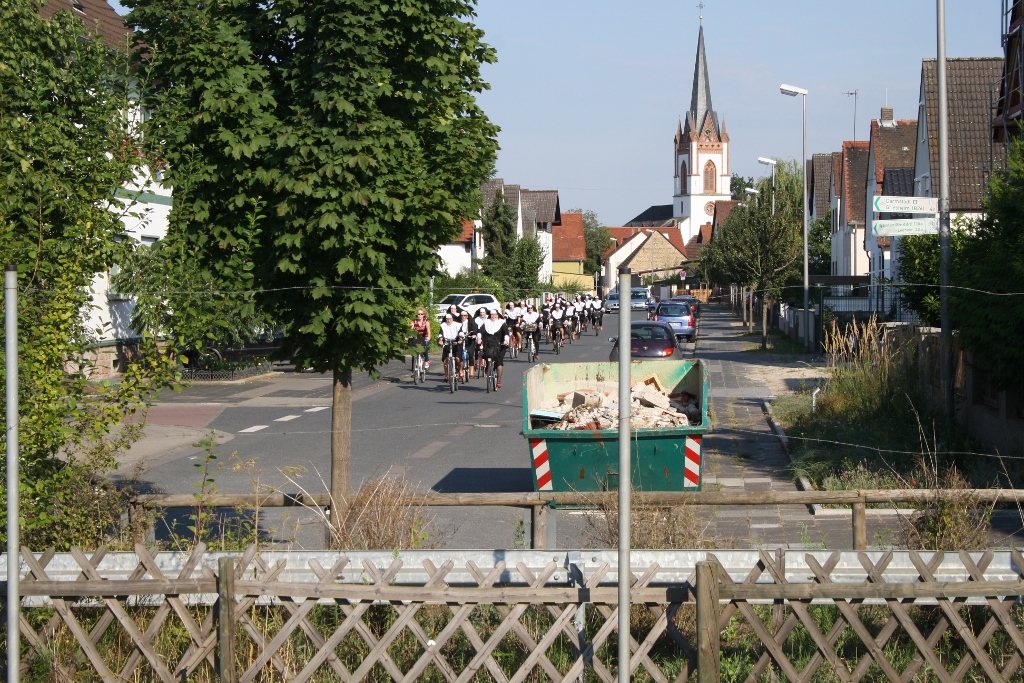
[521,304,541,358]
[438,313,465,381]
[477,308,510,388]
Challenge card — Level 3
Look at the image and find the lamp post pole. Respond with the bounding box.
[616,266,632,683]
[758,157,777,216]
[781,84,811,352]
[937,0,954,423]
[6,264,20,683]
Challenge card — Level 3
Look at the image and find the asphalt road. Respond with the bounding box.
[130,310,686,548]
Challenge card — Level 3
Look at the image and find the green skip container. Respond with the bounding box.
[521,360,710,492]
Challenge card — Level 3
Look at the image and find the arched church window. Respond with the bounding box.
[680,161,687,192]
[704,161,716,194]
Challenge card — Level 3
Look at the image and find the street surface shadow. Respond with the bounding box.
[432,467,534,493]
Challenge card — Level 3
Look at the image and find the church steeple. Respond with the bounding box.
[686,25,719,139]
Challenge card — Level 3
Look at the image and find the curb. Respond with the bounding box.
[762,400,913,518]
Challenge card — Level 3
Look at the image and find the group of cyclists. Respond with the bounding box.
[410,294,607,391]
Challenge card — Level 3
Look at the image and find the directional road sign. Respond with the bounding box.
[872,195,938,213]
[871,218,939,237]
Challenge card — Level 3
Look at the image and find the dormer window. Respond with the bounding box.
[70,0,85,13]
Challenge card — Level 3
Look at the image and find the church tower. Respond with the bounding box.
[673,25,731,244]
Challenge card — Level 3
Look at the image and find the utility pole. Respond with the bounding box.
[843,90,859,141]
[936,0,954,423]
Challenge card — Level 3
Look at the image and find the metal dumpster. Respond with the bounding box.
[522,360,710,492]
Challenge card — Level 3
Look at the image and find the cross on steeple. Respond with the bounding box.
[696,1,705,24]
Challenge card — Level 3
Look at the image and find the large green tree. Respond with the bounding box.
[129,0,499,524]
[569,208,612,276]
[950,137,1024,386]
[0,0,166,548]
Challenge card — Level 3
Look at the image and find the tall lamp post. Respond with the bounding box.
[758,157,777,215]
[780,83,810,352]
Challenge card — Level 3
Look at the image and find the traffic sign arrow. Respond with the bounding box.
[872,195,938,214]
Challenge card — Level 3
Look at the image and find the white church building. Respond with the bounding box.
[624,24,731,247]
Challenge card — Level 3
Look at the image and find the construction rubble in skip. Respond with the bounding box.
[535,374,701,431]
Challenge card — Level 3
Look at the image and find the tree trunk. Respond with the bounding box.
[330,367,353,541]
[747,286,754,334]
[761,295,769,349]
[741,287,747,325]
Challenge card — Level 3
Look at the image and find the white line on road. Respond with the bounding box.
[238,425,269,433]
[410,441,450,459]
[304,406,329,412]
[274,415,302,422]
[749,524,782,529]
[474,408,500,419]
[447,425,473,436]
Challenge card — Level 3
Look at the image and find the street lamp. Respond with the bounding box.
[757,157,777,215]
[780,83,810,352]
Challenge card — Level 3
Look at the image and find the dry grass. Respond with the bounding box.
[572,492,716,550]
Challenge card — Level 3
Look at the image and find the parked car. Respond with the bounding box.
[433,293,500,319]
[629,288,649,310]
[652,301,696,343]
[671,295,701,319]
[606,290,620,311]
[608,321,679,361]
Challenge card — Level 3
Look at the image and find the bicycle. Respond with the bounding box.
[441,339,460,394]
[524,324,538,362]
[509,329,520,359]
[551,325,562,355]
[484,357,498,393]
[410,337,426,384]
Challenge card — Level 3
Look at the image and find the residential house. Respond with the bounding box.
[828,151,843,276]
[520,189,560,282]
[863,108,918,286]
[438,220,478,277]
[551,212,587,288]
[600,227,688,291]
[832,141,870,279]
[37,0,172,376]
[709,200,739,241]
[994,0,1023,141]
[618,231,687,281]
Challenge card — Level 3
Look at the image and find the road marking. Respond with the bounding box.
[447,425,473,436]
[304,406,329,412]
[750,523,782,529]
[476,424,502,428]
[410,441,449,459]
[474,408,500,419]
[238,425,268,433]
[274,415,302,422]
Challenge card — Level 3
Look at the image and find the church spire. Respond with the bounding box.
[688,25,718,137]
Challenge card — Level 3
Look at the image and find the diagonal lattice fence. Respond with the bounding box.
[6,545,1024,681]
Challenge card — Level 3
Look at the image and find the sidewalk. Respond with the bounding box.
[694,305,1024,549]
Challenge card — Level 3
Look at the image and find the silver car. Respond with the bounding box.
[652,301,696,343]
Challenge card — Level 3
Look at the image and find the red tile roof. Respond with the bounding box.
[603,227,687,260]
[38,0,130,50]
[453,219,474,243]
[553,212,586,262]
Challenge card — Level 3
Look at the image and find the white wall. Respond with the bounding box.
[537,230,552,282]
[439,242,473,277]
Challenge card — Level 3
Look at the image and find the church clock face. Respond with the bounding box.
[704,202,715,216]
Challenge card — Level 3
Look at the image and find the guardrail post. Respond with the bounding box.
[217,557,237,683]
[566,551,588,682]
[531,504,548,550]
[852,500,867,550]
[696,560,720,683]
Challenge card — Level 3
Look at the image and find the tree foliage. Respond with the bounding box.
[730,173,755,201]
[0,0,168,548]
[810,214,831,276]
[950,137,1024,385]
[569,208,612,275]
[481,191,516,260]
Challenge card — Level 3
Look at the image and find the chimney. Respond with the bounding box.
[880,106,895,127]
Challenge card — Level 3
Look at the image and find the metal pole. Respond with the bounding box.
[802,93,810,352]
[6,264,19,683]
[937,0,954,423]
[771,164,776,216]
[616,265,632,683]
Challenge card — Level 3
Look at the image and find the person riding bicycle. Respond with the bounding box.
[442,303,466,323]
[460,309,479,379]
[521,303,541,359]
[592,295,605,330]
[478,308,510,388]
[438,312,465,381]
[505,301,523,351]
[549,301,566,349]
[411,307,431,370]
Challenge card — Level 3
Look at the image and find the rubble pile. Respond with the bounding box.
[534,374,701,430]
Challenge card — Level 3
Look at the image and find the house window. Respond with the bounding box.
[703,161,716,194]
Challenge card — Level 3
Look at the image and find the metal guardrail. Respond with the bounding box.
[131,488,1024,551]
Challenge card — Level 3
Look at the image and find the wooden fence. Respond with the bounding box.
[7,545,1024,682]
[132,488,1024,551]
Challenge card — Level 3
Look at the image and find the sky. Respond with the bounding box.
[111,1,1002,226]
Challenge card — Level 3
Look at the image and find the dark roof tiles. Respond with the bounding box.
[842,141,870,226]
[38,0,129,49]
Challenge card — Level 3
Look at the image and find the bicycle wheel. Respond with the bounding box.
[449,358,456,393]
[555,331,561,355]
[485,363,492,393]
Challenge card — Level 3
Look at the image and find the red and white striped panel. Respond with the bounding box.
[530,438,553,491]
[683,436,702,488]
